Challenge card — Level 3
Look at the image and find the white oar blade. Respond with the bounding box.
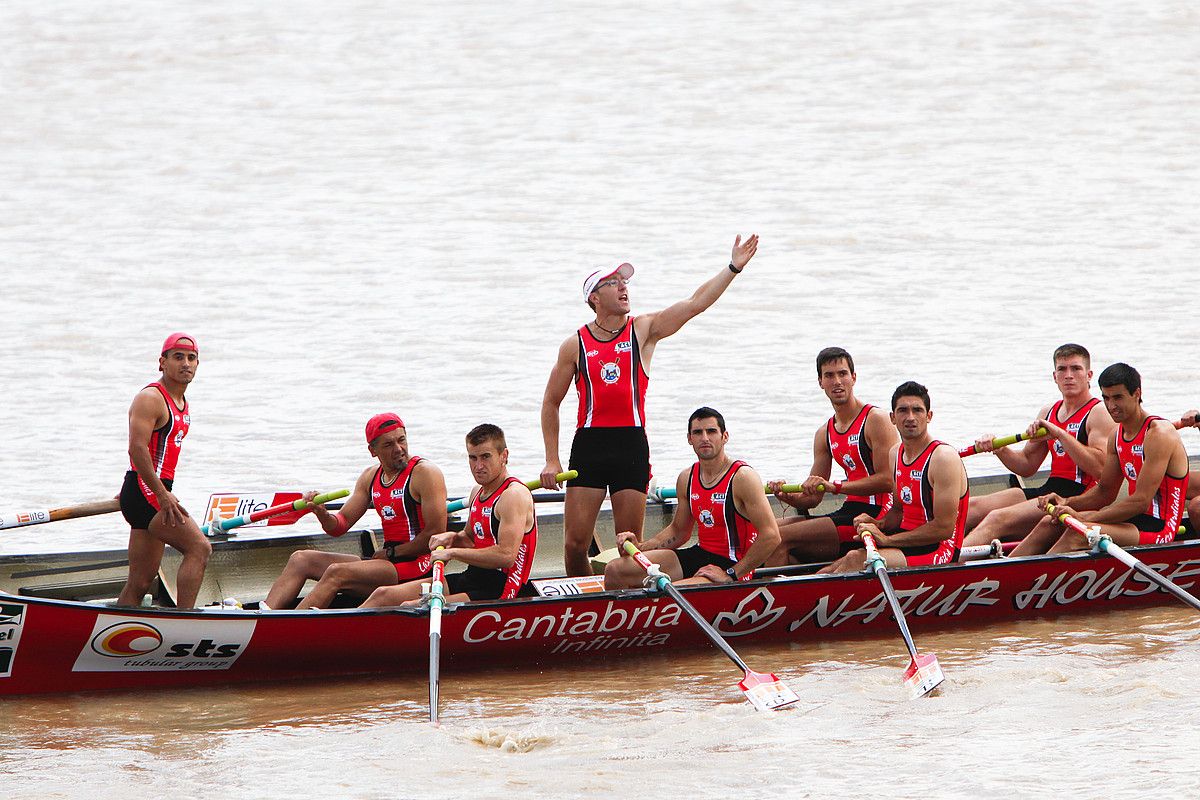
[739,670,800,711]
[903,653,944,699]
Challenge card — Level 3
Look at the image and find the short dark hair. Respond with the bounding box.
[816,347,855,377]
[1053,343,1091,368]
[687,406,726,433]
[1098,363,1141,395]
[891,381,931,411]
[465,423,507,450]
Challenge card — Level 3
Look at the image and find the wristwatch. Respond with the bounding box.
[725,566,739,581]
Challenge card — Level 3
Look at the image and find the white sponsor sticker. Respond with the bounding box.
[72,614,256,672]
[0,509,50,530]
[0,602,27,678]
[532,575,607,596]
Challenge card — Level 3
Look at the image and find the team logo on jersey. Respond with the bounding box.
[173,430,186,447]
[1131,444,1144,456]
[381,505,396,520]
[600,362,621,384]
[615,341,633,353]
[1053,441,1066,456]
[848,434,860,446]
[390,488,404,499]
[900,486,913,504]
[473,521,485,539]
[698,509,716,527]
[842,454,857,471]
[182,414,191,425]
[482,506,493,517]
[712,492,727,504]
[909,470,923,480]
[1067,422,1081,434]
[1124,462,1137,480]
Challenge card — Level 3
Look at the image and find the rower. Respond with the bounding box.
[539,234,760,577]
[603,407,781,590]
[821,382,968,574]
[1179,409,1200,534]
[264,413,448,610]
[764,347,897,565]
[1011,364,1189,556]
[116,333,211,609]
[362,423,538,607]
[963,344,1115,551]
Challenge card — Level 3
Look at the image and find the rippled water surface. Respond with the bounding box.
[2,1,1198,797]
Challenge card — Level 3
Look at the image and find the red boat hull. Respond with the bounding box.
[3,541,1199,696]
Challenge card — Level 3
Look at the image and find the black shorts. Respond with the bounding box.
[820,501,885,543]
[1022,476,1087,501]
[1127,514,1170,534]
[119,471,171,530]
[568,426,652,493]
[445,567,536,601]
[675,545,736,579]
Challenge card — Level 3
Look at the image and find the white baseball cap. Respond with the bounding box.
[582,263,635,302]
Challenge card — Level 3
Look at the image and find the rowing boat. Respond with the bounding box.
[2,532,1199,696]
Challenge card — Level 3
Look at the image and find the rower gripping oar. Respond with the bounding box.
[446,471,577,513]
[860,532,945,699]
[425,548,448,724]
[620,541,799,711]
[0,498,120,531]
[958,428,1048,458]
[1046,504,1200,613]
[202,489,350,536]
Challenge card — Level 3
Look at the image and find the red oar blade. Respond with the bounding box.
[738,670,800,711]
[903,653,944,699]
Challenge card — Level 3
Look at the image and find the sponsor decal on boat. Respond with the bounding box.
[203,492,304,529]
[788,578,1003,631]
[73,615,256,672]
[1014,559,1200,610]
[0,602,26,678]
[532,575,607,596]
[462,600,681,655]
[713,588,788,637]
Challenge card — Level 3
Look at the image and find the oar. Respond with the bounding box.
[1045,504,1200,612]
[446,471,577,513]
[0,498,120,531]
[958,428,1048,458]
[426,547,447,724]
[657,482,802,501]
[620,541,799,711]
[201,489,350,536]
[859,531,945,698]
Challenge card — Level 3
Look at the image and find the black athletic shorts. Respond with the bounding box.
[1022,476,1087,501]
[820,500,885,542]
[445,566,536,601]
[119,470,171,530]
[568,426,652,493]
[675,545,736,579]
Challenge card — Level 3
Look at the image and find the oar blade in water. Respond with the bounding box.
[903,653,944,699]
[739,669,800,711]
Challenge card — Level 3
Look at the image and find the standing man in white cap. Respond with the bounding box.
[540,235,760,577]
[117,333,212,609]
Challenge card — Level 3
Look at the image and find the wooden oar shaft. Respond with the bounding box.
[0,498,120,531]
[621,541,751,673]
[959,428,1048,458]
[446,471,577,513]
[861,533,921,663]
[1048,504,1200,612]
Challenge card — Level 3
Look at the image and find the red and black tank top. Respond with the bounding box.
[893,441,967,548]
[1114,416,1188,523]
[575,317,649,429]
[371,456,425,545]
[466,476,538,599]
[1046,397,1101,487]
[131,382,190,481]
[689,460,758,568]
[827,404,891,509]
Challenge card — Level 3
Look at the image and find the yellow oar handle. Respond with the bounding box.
[525,470,577,490]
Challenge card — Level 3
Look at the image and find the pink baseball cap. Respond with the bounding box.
[365,412,405,444]
[161,332,199,356]
[582,263,634,302]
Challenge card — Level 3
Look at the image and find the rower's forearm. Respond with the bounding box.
[735,534,781,577]
[842,474,892,496]
[887,522,952,548]
[449,546,517,571]
[686,267,737,314]
[540,405,561,462]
